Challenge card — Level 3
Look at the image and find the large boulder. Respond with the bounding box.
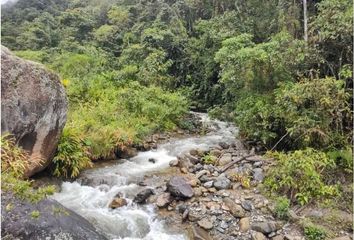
[167,176,194,198]
[1,46,68,177]
[1,192,107,240]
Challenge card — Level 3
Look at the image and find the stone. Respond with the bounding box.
[213,176,231,190]
[156,193,171,208]
[251,221,280,234]
[219,221,229,229]
[190,149,199,156]
[197,218,214,230]
[189,226,212,240]
[116,147,138,159]
[1,46,68,177]
[272,235,284,240]
[188,209,202,221]
[241,200,253,211]
[196,170,209,179]
[203,180,214,188]
[218,153,232,166]
[239,217,250,232]
[253,168,264,182]
[181,167,188,173]
[284,235,305,240]
[253,232,267,240]
[1,192,107,240]
[133,188,154,203]
[169,159,179,167]
[109,198,128,209]
[219,142,230,149]
[210,149,222,157]
[333,237,352,240]
[148,158,156,163]
[223,197,245,218]
[167,176,194,198]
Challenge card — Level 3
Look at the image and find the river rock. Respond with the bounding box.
[251,221,280,234]
[210,149,222,157]
[219,142,230,149]
[167,176,194,198]
[198,218,214,230]
[252,232,267,240]
[223,197,245,218]
[203,180,214,188]
[169,159,179,167]
[1,192,107,240]
[133,188,154,203]
[109,197,128,209]
[156,193,172,208]
[239,217,250,232]
[253,168,264,182]
[148,158,156,163]
[196,170,209,179]
[116,147,138,159]
[213,176,231,190]
[241,200,253,211]
[218,153,232,166]
[1,46,68,177]
[189,226,212,240]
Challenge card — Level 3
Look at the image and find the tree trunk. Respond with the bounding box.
[303,0,308,42]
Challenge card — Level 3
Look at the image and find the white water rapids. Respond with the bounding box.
[52,113,238,240]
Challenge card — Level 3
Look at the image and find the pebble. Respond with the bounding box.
[197,218,214,230]
[203,181,214,188]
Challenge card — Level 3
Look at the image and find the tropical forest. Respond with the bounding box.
[1,0,353,240]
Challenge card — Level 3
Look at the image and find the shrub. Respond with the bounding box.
[304,225,327,240]
[1,134,30,178]
[1,135,56,202]
[274,196,290,220]
[52,128,92,178]
[265,148,339,205]
[202,154,217,165]
[327,146,353,173]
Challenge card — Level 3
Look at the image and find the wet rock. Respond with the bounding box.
[197,218,214,230]
[219,142,230,149]
[109,198,128,209]
[333,236,352,240]
[218,153,232,166]
[210,149,222,157]
[148,158,156,163]
[189,226,212,240]
[167,176,194,198]
[196,170,209,179]
[239,217,250,232]
[156,193,171,208]
[252,232,267,240]
[251,221,280,234]
[253,168,264,182]
[169,159,179,167]
[116,147,138,159]
[203,180,214,188]
[1,192,107,240]
[272,235,284,240]
[223,197,245,218]
[213,176,231,190]
[241,200,253,211]
[1,46,68,177]
[190,149,199,156]
[133,188,154,203]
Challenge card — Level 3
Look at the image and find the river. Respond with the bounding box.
[52,113,238,240]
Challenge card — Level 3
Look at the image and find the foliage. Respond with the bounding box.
[1,134,30,178]
[265,148,339,205]
[30,210,40,219]
[304,224,327,240]
[274,196,290,220]
[229,172,251,189]
[52,128,92,178]
[327,147,353,173]
[201,154,217,165]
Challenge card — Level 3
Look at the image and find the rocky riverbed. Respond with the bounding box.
[50,113,352,240]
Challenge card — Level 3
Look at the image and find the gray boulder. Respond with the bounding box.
[1,46,68,177]
[1,192,107,240]
[167,176,194,198]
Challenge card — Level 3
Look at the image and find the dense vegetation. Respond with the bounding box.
[1,0,352,215]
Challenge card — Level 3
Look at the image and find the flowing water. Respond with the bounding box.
[52,113,238,240]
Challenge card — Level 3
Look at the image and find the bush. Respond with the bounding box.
[201,154,217,164]
[1,134,30,178]
[327,146,353,173]
[304,225,327,240]
[265,148,339,205]
[274,196,290,220]
[52,128,92,178]
[1,135,56,202]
